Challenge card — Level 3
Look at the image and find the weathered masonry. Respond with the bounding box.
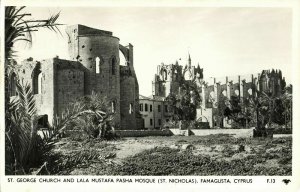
[9,24,143,130]
[152,54,286,128]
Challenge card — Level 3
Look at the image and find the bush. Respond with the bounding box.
[66,92,118,140]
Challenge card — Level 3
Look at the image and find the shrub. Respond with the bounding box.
[67,92,117,140]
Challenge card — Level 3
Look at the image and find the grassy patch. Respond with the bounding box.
[48,135,292,175]
[105,146,291,176]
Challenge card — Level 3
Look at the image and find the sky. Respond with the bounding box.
[14,7,292,96]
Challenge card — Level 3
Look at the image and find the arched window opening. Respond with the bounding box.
[111,101,116,113]
[33,69,42,94]
[234,89,239,96]
[38,73,42,94]
[119,50,127,66]
[129,103,133,114]
[112,57,116,75]
[222,90,227,96]
[248,88,253,96]
[145,103,148,112]
[96,57,100,74]
[164,70,167,80]
[10,72,17,96]
[174,69,178,80]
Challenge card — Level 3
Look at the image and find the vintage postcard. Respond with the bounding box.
[1,0,299,192]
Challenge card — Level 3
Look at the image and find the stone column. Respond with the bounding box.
[201,84,206,109]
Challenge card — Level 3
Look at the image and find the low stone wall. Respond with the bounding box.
[169,128,255,138]
[168,129,189,136]
[115,129,172,137]
[273,134,292,138]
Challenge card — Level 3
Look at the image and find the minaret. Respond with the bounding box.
[188,52,191,68]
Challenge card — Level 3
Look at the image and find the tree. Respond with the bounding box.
[282,84,292,128]
[5,6,61,61]
[216,93,229,128]
[5,6,62,125]
[5,6,62,174]
[165,67,201,129]
[68,92,117,140]
[6,80,109,174]
[243,82,292,136]
[218,95,251,128]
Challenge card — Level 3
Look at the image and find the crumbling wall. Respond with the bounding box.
[120,69,137,130]
[66,24,121,127]
[14,59,55,124]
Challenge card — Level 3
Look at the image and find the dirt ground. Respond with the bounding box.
[52,134,292,175]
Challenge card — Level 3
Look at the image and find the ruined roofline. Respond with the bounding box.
[71,24,112,35]
[21,57,80,63]
[77,33,120,40]
[139,95,153,100]
[19,57,85,70]
[66,24,120,40]
[139,95,166,101]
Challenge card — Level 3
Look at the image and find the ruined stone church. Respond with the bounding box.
[152,55,286,128]
[9,24,143,130]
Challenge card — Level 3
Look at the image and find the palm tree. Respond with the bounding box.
[5,6,62,125]
[5,6,61,62]
[5,6,62,174]
[6,80,108,174]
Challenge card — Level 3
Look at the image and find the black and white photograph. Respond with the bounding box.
[1,1,299,192]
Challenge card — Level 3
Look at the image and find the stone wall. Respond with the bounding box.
[115,129,172,137]
[14,59,56,124]
[120,68,137,129]
[66,24,128,128]
[56,69,84,115]
[169,128,255,138]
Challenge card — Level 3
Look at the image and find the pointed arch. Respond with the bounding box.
[164,70,167,80]
[119,50,127,66]
[32,64,42,94]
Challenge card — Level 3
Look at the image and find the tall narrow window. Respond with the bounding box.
[33,69,42,94]
[10,72,17,96]
[140,104,143,111]
[129,103,133,114]
[158,119,161,126]
[145,104,148,112]
[96,57,100,74]
[112,57,116,75]
[158,105,161,112]
[150,104,152,112]
[38,73,42,94]
[150,119,153,126]
[164,70,167,80]
[111,101,116,113]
